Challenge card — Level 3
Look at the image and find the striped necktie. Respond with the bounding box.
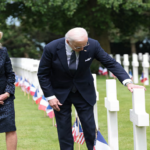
[69,50,76,75]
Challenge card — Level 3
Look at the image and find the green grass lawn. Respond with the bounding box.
[0,76,150,150]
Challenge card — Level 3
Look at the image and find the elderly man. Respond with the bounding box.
[38,27,144,150]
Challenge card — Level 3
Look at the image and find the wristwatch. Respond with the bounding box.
[125,81,133,86]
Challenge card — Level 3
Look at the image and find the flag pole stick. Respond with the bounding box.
[95,128,98,140]
[79,142,80,150]
[75,112,78,150]
[76,139,77,150]
[106,74,108,79]
[44,111,46,117]
[24,91,26,96]
[74,109,77,150]
[77,116,80,150]
[53,117,55,126]
[143,71,145,87]
[24,88,26,96]
[28,93,29,99]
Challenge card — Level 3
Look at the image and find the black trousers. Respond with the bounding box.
[54,91,96,150]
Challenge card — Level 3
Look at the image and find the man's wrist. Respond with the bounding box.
[122,79,133,86]
[125,81,133,86]
[46,95,56,102]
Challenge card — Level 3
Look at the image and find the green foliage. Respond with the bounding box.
[90,59,100,74]
[0,0,150,57]
[1,25,42,58]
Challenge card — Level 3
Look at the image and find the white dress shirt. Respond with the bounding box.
[46,41,131,101]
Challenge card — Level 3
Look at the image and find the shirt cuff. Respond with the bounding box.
[122,79,132,86]
[46,95,56,101]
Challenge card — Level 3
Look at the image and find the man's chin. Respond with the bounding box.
[74,49,83,52]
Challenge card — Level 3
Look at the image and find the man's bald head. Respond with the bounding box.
[65,27,88,42]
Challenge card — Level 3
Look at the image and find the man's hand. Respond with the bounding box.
[49,98,62,111]
[127,83,146,93]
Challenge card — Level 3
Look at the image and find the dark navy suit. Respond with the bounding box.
[38,38,130,150]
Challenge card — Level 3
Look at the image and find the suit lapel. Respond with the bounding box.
[56,41,88,77]
[56,42,72,76]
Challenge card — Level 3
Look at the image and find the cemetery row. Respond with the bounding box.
[99,53,150,85]
[11,57,149,150]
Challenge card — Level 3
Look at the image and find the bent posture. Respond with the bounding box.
[38,27,144,150]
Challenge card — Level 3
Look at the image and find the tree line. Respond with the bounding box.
[0,0,150,58]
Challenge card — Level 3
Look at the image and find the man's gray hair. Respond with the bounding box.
[65,27,88,42]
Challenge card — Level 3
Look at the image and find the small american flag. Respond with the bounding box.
[72,118,85,145]
[76,122,85,145]
[72,121,76,141]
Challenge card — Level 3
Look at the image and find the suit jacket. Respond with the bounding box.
[0,47,15,99]
[38,38,129,106]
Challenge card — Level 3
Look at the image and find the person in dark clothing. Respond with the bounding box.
[0,31,17,150]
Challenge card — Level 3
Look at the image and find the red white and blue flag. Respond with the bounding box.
[99,67,103,75]
[93,131,111,150]
[15,75,19,86]
[18,77,23,87]
[72,121,77,142]
[35,90,42,104]
[24,79,30,93]
[30,84,36,96]
[72,118,85,145]
[33,89,39,101]
[140,72,147,83]
[46,105,55,118]
[38,95,49,111]
[75,121,85,145]
[35,96,42,104]
[102,68,108,76]
[129,70,133,80]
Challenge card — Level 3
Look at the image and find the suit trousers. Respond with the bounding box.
[54,91,96,150]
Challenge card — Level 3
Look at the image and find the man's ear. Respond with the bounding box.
[66,39,69,44]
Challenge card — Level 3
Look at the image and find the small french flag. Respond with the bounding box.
[99,67,103,75]
[38,95,49,111]
[15,75,19,86]
[30,84,36,96]
[102,68,108,76]
[35,90,42,104]
[46,105,55,118]
[94,131,111,150]
[140,72,147,83]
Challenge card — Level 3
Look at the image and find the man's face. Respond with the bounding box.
[67,37,88,52]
